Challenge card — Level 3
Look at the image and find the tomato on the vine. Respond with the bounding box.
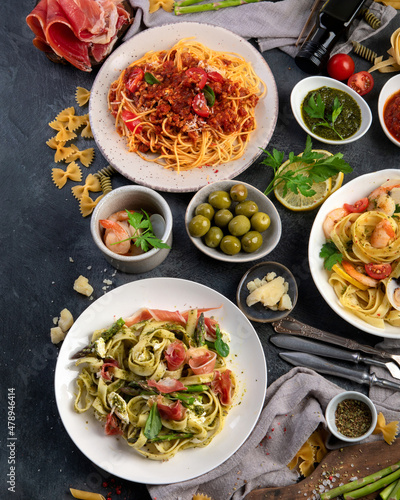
[343,197,369,213]
[348,71,374,96]
[365,263,392,280]
[327,54,355,81]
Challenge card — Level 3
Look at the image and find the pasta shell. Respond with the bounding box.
[75,87,91,106]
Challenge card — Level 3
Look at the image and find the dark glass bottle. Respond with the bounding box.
[295,0,367,74]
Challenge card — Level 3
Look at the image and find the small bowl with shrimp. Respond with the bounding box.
[90,185,173,273]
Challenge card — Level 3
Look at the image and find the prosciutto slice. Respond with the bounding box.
[211,370,233,406]
[147,377,187,394]
[26,0,131,72]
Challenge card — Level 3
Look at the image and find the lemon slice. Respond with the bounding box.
[273,149,333,212]
[332,264,369,291]
[329,171,344,194]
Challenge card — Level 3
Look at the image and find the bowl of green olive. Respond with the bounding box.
[185,180,282,262]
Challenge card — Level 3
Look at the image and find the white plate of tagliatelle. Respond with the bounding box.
[309,169,400,338]
[54,278,266,484]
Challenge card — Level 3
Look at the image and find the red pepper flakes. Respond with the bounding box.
[284,428,287,432]
[103,482,108,488]
[268,435,272,439]
[271,428,274,431]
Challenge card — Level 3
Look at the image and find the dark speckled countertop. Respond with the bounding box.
[1,3,399,499]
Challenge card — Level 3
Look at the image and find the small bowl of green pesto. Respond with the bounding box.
[291,76,372,145]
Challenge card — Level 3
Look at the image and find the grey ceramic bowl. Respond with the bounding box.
[325,391,377,443]
[236,261,298,323]
[90,185,173,273]
[185,180,282,263]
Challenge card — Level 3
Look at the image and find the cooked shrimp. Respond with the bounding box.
[342,260,379,288]
[323,207,350,238]
[99,219,131,254]
[367,183,400,216]
[370,219,396,249]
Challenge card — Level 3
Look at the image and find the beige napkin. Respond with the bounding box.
[126,0,397,58]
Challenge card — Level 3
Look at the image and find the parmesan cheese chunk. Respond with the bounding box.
[73,275,93,297]
[58,308,74,332]
[246,276,286,307]
[51,326,66,344]
[246,273,293,311]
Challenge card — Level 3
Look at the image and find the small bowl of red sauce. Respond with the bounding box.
[379,74,400,147]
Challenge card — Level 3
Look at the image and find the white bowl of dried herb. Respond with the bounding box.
[325,391,377,443]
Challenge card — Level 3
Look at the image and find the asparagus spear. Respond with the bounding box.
[71,317,125,359]
[149,432,194,442]
[174,0,263,15]
[195,312,206,346]
[388,479,400,500]
[343,469,400,499]
[320,462,400,499]
[175,0,203,5]
[381,481,398,500]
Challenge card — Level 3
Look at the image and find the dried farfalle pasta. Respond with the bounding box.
[307,428,328,463]
[79,193,104,217]
[80,115,93,138]
[49,120,77,142]
[71,174,101,200]
[193,495,213,500]
[56,106,75,122]
[52,161,82,189]
[288,440,315,476]
[46,138,75,163]
[65,145,95,167]
[149,0,174,13]
[75,87,90,106]
[66,114,87,132]
[373,412,399,445]
[70,488,105,499]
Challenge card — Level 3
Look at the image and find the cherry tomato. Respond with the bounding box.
[186,67,208,89]
[192,93,210,117]
[327,54,355,81]
[343,197,369,213]
[121,110,142,133]
[348,71,374,96]
[207,71,224,83]
[365,263,392,280]
[126,67,144,93]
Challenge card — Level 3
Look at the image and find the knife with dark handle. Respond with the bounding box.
[279,351,400,391]
[270,334,400,379]
[272,316,400,368]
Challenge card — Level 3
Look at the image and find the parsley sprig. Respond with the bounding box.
[303,92,344,140]
[113,210,170,253]
[320,241,343,270]
[261,136,352,198]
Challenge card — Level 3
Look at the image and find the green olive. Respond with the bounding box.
[195,203,215,220]
[241,231,263,253]
[228,215,251,237]
[214,209,234,228]
[235,200,259,217]
[188,215,211,238]
[220,235,241,255]
[208,190,232,210]
[230,183,248,202]
[204,226,224,248]
[251,212,271,232]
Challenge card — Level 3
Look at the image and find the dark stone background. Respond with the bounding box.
[1,2,399,499]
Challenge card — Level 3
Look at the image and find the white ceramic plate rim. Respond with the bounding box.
[378,73,400,147]
[54,278,267,484]
[308,169,400,338]
[290,76,372,145]
[89,22,278,193]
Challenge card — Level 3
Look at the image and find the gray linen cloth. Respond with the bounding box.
[147,366,400,500]
[126,0,397,58]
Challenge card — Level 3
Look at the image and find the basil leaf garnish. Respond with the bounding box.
[144,72,160,85]
[144,403,162,439]
[203,85,215,107]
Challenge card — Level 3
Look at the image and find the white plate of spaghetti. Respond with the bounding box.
[309,169,400,338]
[54,278,266,484]
[89,22,278,192]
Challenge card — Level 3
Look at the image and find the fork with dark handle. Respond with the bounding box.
[272,316,400,369]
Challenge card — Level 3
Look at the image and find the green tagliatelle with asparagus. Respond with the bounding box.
[72,307,235,461]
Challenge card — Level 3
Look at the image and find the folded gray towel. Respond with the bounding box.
[126,0,397,58]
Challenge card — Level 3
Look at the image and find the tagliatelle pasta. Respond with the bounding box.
[73,308,236,461]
